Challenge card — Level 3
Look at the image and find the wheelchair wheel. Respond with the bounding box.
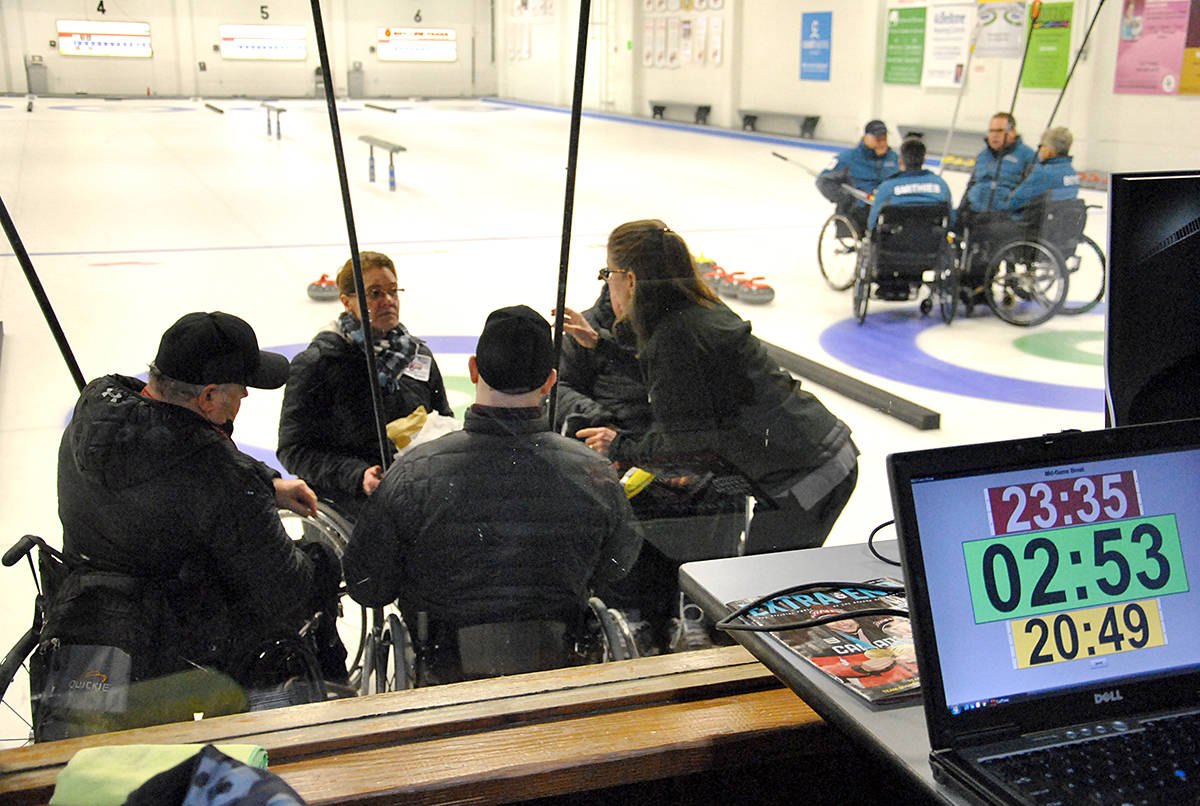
[277,506,351,556]
[938,263,959,324]
[1057,234,1106,315]
[851,246,871,324]
[358,610,410,694]
[984,240,1069,327]
[817,213,861,291]
[587,597,638,662]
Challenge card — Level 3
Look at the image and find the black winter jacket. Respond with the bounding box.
[343,405,642,626]
[51,375,314,681]
[277,324,452,516]
[554,286,653,435]
[609,302,856,506]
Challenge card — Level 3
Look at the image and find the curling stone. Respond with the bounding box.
[307,273,340,301]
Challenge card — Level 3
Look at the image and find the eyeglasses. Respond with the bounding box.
[988,128,1009,134]
[597,267,630,281]
[356,286,403,301]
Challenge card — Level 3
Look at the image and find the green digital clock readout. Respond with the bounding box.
[963,514,1188,624]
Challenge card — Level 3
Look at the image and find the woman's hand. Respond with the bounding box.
[552,307,599,349]
[274,478,318,517]
[362,465,384,496]
[577,426,617,456]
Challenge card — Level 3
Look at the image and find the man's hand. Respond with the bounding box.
[274,478,318,517]
[577,426,617,456]
[362,465,383,496]
[552,307,599,349]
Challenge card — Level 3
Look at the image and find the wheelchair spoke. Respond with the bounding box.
[1058,234,1106,315]
[818,214,860,291]
[985,241,1068,326]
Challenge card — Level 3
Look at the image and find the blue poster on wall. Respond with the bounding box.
[800,12,832,81]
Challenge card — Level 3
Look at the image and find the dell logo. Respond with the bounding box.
[1094,690,1124,705]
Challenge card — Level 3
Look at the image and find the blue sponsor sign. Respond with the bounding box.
[800,12,832,81]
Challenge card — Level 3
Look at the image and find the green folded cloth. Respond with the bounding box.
[50,743,268,806]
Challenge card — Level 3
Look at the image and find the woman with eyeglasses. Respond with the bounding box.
[278,251,452,519]
[577,220,858,553]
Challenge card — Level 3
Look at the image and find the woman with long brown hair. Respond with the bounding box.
[578,220,857,553]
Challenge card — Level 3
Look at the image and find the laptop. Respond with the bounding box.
[887,418,1200,806]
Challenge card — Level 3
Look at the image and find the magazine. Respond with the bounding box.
[725,578,919,706]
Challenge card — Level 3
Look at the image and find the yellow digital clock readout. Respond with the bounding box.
[1010,599,1166,669]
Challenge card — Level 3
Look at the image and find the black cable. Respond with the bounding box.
[868,519,901,566]
[986,0,1043,211]
[715,580,906,633]
[1045,0,1108,129]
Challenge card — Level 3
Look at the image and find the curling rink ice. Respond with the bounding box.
[0,97,1108,746]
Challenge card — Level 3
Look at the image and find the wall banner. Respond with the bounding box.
[800,12,833,81]
[1020,1,1072,89]
[885,7,927,84]
[923,3,974,87]
[975,0,1027,58]
[1115,0,1190,94]
[1179,0,1200,94]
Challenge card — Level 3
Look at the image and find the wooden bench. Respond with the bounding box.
[358,135,407,191]
[649,100,712,125]
[739,109,820,139]
[262,102,285,140]
[0,646,829,806]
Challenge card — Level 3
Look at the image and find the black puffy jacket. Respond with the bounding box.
[343,405,642,626]
[51,375,314,681]
[277,325,452,516]
[554,286,653,435]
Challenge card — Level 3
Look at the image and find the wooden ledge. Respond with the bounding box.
[0,646,827,805]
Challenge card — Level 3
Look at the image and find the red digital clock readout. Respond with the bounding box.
[985,471,1141,536]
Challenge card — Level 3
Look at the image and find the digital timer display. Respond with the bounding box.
[985,471,1141,536]
[962,514,1188,624]
[1010,599,1166,669]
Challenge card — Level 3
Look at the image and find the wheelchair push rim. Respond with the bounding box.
[984,240,1070,327]
[1056,233,1106,316]
[818,213,861,292]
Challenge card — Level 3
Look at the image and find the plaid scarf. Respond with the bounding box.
[337,311,421,393]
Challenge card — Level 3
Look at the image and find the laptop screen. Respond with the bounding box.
[889,420,1200,745]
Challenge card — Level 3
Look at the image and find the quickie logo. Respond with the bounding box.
[68,670,111,692]
[1094,689,1124,705]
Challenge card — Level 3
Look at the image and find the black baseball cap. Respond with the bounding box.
[864,119,888,136]
[153,312,289,389]
[474,305,555,394]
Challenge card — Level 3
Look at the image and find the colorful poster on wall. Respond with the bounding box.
[695,16,708,64]
[884,7,927,84]
[1115,0,1190,94]
[655,17,668,67]
[667,17,681,67]
[642,17,655,66]
[681,19,694,62]
[1179,0,1200,93]
[800,12,833,81]
[1020,1,1072,89]
[923,2,973,87]
[974,0,1026,58]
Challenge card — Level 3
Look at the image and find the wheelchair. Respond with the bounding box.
[957,200,1091,327]
[282,505,638,693]
[817,209,863,291]
[851,202,957,325]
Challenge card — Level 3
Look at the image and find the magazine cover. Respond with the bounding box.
[725,578,919,705]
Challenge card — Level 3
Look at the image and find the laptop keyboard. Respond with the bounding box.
[980,712,1200,806]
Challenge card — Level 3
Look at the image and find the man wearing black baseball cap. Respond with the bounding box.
[344,305,641,684]
[816,118,900,236]
[47,312,345,737]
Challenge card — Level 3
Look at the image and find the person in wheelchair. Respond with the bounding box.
[866,138,955,300]
[343,305,642,685]
[816,119,900,236]
[44,312,347,739]
[956,112,1038,226]
[1002,127,1080,219]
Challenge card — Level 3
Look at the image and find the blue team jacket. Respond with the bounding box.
[965,138,1037,212]
[1004,156,1080,213]
[868,168,955,230]
[817,141,900,209]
